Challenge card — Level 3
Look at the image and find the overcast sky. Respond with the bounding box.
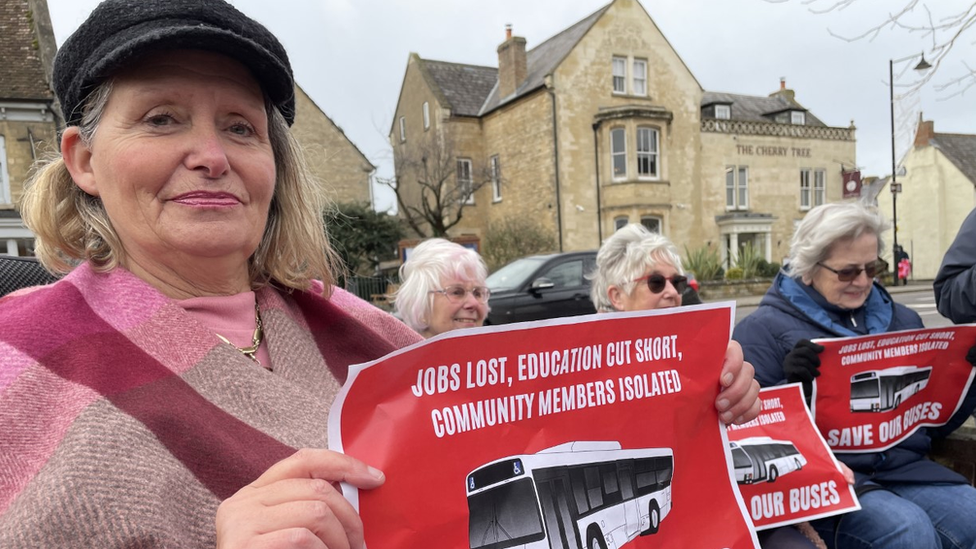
[45,0,976,213]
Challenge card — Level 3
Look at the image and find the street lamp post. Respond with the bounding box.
[889,53,930,284]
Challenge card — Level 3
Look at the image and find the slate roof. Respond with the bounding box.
[479,4,610,115]
[931,133,976,184]
[423,60,498,117]
[0,0,53,100]
[701,91,827,127]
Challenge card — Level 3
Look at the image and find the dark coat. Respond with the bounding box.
[733,272,975,485]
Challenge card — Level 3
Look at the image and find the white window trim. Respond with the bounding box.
[715,104,731,120]
[398,116,406,142]
[640,215,662,234]
[422,102,430,130]
[610,128,627,181]
[614,216,629,230]
[726,165,748,211]
[636,126,659,180]
[490,155,502,202]
[791,111,806,125]
[814,169,825,206]
[0,136,9,205]
[457,158,474,205]
[612,56,627,94]
[632,58,647,97]
[800,169,811,210]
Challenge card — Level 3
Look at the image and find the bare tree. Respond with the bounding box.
[768,1,976,97]
[378,131,494,238]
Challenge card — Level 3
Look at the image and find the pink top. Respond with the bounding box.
[178,291,273,369]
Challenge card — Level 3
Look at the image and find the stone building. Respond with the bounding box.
[875,119,976,279]
[291,86,375,207]
[0,0,374,256]
[0,0,59,256]
[390,0,857,267]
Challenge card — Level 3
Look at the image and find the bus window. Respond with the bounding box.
[601,464,622,506]
[570,467,589,515]
[584,466,604,509]
[468,478,545,549]
[851,379,880,399]
[617,462,635,500]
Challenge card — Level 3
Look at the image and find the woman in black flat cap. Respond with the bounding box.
[0,1,420,547]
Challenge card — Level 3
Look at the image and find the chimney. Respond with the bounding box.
[497,25,527,99]
[914,115,934,147]
[769,77,795,102]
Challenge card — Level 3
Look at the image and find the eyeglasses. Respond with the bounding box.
[816,259,887,282]
[633,273,688,294]
[430,285,491,303]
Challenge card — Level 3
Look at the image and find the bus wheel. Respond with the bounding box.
[768,466,779,483]
[641,501,661,535]
[586,525,608,549]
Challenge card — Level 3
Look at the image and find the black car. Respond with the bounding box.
[485,251,598,325]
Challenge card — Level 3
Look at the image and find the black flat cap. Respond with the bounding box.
[54,0,296,126]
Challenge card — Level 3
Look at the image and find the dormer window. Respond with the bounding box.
[715,104,731,120]
[791,111,805,125]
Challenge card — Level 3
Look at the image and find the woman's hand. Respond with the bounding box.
[216,449,384,549]
[716,340,761,425]
[838,462,855,485]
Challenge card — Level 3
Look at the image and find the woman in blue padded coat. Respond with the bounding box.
[733,202,976,549]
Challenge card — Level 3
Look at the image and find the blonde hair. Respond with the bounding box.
[21,81,342,293]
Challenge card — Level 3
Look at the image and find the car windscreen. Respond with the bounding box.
[486,257,547,292]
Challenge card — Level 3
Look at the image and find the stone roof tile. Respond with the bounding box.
[701,91,827,127]
[932,133,976,185]
[423,60,498,117]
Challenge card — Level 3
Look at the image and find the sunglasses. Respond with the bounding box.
[633,273,689,294]
[430,285,491,303]
[816,259,887,282]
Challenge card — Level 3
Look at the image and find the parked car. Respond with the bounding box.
[485,251,597,325]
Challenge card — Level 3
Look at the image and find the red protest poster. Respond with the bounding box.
[329,304,759,548]
[728,384,859,530]
[811,325,976,453]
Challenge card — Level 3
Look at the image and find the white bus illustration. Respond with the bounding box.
[850,365,932,413]
[465,441,673,549]
[730,437,806,484]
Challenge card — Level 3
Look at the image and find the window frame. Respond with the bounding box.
[0,136,9,205]
[726,165,749,211]
[612,56,627,94]
[614,216,629,231]
[398,116,406,142]
[791,111,806,125]
[640,216,662,234]
[610,127,627,181]
[490,154,502,202]
[457,157,474,205]
[714,104,731,120]
[422,102,430,130]
[636,126,659,180]
[632,58,647,96]
[814,168,825,207]
[800,168,811,210]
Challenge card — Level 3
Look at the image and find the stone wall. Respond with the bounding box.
[698,278,773,300]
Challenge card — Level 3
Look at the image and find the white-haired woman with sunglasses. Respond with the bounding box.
[734,202,976,549]
[395,238,490,338]
[591,223,761,423]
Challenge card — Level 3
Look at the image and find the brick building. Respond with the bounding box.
[390,0,857,267]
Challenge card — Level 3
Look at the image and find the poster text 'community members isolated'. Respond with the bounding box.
[330,303,760,548]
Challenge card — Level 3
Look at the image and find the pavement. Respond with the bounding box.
[720,279,935,309]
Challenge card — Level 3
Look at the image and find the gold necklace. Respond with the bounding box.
[216,299,264,365]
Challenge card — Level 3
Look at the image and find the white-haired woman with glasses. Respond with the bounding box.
[395,238,490,338]
[734,202,976,549]
[591,223,761,423]
[593,223,821,549]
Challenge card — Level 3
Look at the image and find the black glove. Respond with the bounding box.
[966,343,976,368]
[784,339,825,399]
